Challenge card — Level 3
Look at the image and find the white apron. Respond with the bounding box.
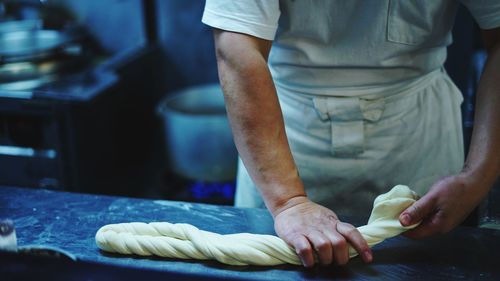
[235,68,464,218]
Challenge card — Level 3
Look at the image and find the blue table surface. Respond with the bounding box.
[1,186,500,280]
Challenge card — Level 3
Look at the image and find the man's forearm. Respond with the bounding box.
[462,40,500,192]
[214,31,307,215]
[398,42,500,236]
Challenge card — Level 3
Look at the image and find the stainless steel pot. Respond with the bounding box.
[157,84,238,182]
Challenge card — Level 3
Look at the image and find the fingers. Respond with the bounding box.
[336,222,372,263]
[404,211,453,239]
[307,231,333,265]
[403,219,440,239]
[312,222,372,266]
[291,230,349,267]
[292,224,373,266]
[399,194,436,226]
[290,234,315,267]
[322,230,349,265]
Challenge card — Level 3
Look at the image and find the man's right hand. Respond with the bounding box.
[274,197,373,267]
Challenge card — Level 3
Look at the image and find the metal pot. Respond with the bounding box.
[157,84,238,182]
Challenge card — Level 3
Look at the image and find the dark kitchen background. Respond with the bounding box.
[0,0,498,229]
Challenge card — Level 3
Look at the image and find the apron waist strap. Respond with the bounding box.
[307,68,444,156]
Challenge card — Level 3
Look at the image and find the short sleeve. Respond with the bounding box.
[459,0,500,29]
[202,0,280,40]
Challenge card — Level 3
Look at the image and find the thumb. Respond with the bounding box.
[399,195,435,226]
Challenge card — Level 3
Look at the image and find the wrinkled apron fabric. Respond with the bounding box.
[235,68,464,218]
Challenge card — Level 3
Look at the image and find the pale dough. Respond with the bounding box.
[95,185,420,266]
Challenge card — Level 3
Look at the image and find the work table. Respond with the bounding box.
[1,186,500,280]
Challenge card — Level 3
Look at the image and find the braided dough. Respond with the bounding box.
[95,185,420,266]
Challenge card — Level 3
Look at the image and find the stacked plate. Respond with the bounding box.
[0,20,88,91]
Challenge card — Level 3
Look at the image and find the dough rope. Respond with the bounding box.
[95,185,420,266]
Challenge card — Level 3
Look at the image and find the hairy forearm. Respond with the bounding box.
[462,43,500,191]
[214,31,306,215]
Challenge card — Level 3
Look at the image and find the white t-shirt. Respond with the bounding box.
[202,0,500,96]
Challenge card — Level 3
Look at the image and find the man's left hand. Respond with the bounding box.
[398,174,487,239]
